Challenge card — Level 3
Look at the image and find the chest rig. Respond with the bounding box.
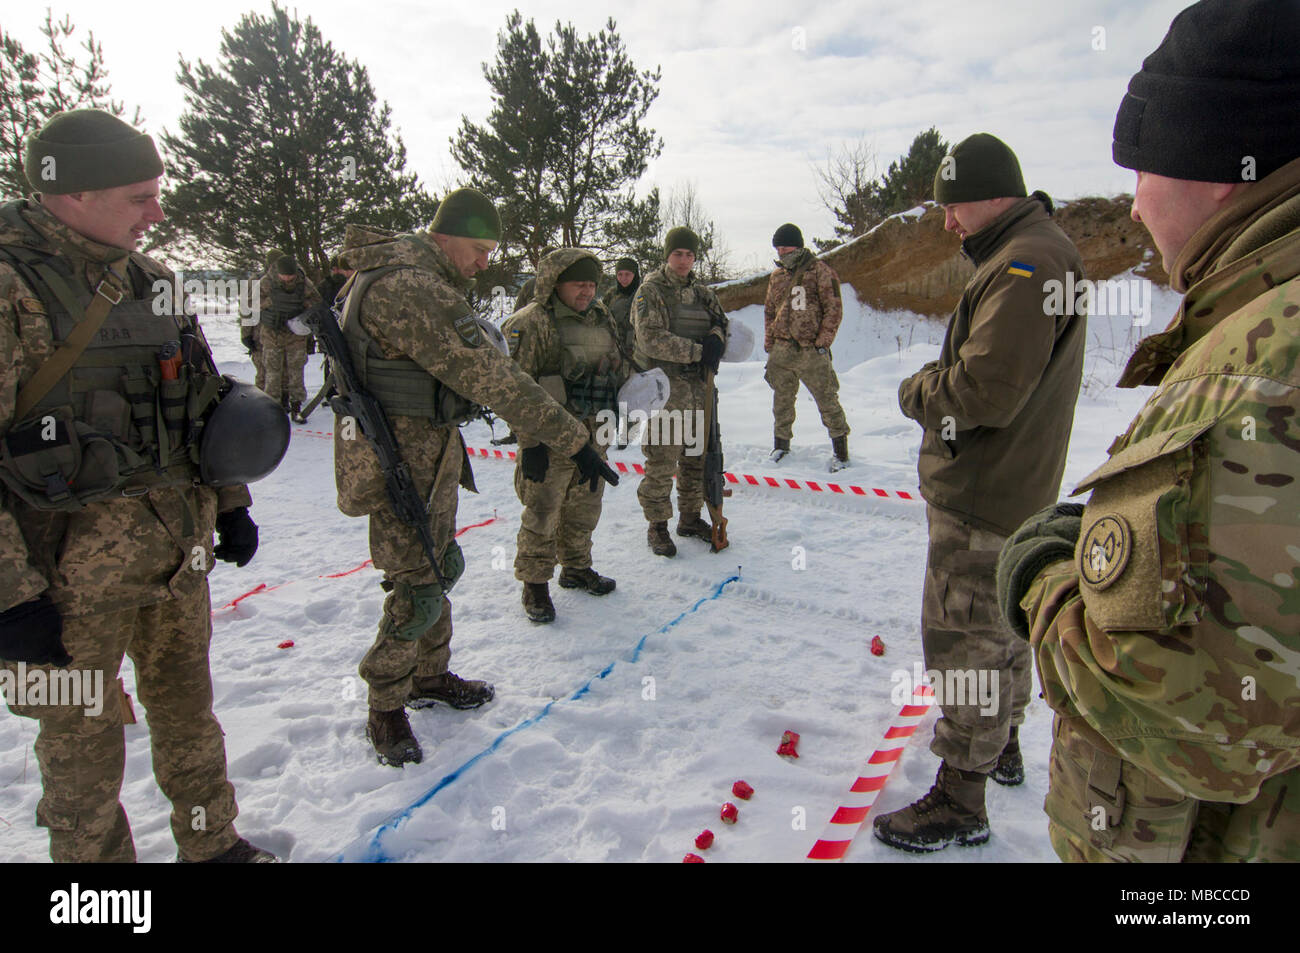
[554,309,620,418]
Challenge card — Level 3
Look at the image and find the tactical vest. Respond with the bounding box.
[339,264,479,424]
[262,278,305,332]
[633,285,714,371]
[0,225,224,511]
[555,310,620,419]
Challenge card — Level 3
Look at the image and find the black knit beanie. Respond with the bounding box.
[772,223,803,248]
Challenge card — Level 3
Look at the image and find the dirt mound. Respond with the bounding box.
[715,196,1167,317]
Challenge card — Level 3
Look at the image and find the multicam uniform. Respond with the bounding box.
[1019,159,1300,862]
[0,198,253,862]
[333,226,589,711]
[505,250,629,583]
[763,248,848,442]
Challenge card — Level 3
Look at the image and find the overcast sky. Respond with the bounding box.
[13,0,1192,272]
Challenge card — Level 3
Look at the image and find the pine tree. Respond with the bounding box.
[0,10,142,199]
[161,2,437,277]
[452,12,662,286]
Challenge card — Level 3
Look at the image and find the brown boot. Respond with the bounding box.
[558,567,616,595]
[872,761,990,852]
[366,706,422,766]
[522,582,556,623]
[647,521,677,557]
[408,672,495,710]
[991,726,1025,786]
[676,512,713,540]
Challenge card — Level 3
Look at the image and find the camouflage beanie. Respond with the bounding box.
[25,109,164,195]
[275,255,298,276]
[664,226,701,258]
[557,256,601,284]
[772,223,803,248]
[431,188,502,241]
[615,257,639,276]
[933,133,1027,205]
[1113,0,1300,182]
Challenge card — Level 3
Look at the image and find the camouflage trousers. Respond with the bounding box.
[764,339,849,441]
[2,585,240,862]
[513,448,606,583]
[1045,716,1300,862]
[260,326,309,405]
[357,491,457,712]
[921,504,1033,774]
[638,372,706,523]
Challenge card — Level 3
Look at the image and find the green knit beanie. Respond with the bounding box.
[265,248,285,269]
[557,256,601,284]
[431,188,502,240]
[615,257,638,275]
[275,256,298,276]
[664,226,701,258]
[933,133,1027,205]
[24,109,164,195]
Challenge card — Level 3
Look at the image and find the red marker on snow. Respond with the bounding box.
[278,640,295,649]
[695,830,715,849]
[732,780,754,800]
[683,853,705,863]
[720,802,739,824]
[777,730,800,758]
[870,636,885,656]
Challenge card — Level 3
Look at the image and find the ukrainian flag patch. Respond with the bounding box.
[1006,260,1035,278]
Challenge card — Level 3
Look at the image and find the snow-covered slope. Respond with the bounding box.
[0,279,1176,862]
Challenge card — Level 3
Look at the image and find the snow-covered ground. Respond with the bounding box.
[0,277,1177,862]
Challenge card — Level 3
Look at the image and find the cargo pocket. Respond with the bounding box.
[35,801,79,834]
[0,411,121,509]
[1070,417,1217,631]
[1045,718,1198,862]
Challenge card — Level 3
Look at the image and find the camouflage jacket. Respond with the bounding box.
[631,263,726,377]
[1021,158,1300,810]
[333,225,589,518]
[256,271,321,328]
[764,250,843,350]
[898,193,1087,536]
[503,249,629,448]
[601,281,639,357]
[0,199,250,616]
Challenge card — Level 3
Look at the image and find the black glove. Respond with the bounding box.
[570,444,620,492]
[0,594,72,666]
[995,503,1085,640]
[699,332,725,374]
[521,444,549,483]
[214,507,259,567]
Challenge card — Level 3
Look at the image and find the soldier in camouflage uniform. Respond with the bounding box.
[601,256,640,361]
[875,134,1087,853]
[998,0,1300,862]
[241,247,283,391]
[504,250,629,623]
[256,255,320,422]
[333,189,617,766]
[632,227,728,557]
[763,223,850,470]
[0,110,274,862]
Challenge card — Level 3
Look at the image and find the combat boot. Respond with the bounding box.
[991,726,1025,787]
[408,672,495,710]
[289,399,307,424]
[179,838,280,863]
[522,582,556,623]
[366,706,423,767]
[558,567,616,595]
[829,434,849,473]
[676,512,713,540]
[872,761,990,852]
[647,521,677,557]
[770,437,790,463]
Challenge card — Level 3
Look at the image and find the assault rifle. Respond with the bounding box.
[700,300,731,551]
[304,305,450,592]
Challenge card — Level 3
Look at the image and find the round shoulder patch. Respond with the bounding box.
[1079,514,1131,590]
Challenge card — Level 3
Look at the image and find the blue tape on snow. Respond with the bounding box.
[335,572,740,863]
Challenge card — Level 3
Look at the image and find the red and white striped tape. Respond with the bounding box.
[806,683,935,862]
[289,431,920,502]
